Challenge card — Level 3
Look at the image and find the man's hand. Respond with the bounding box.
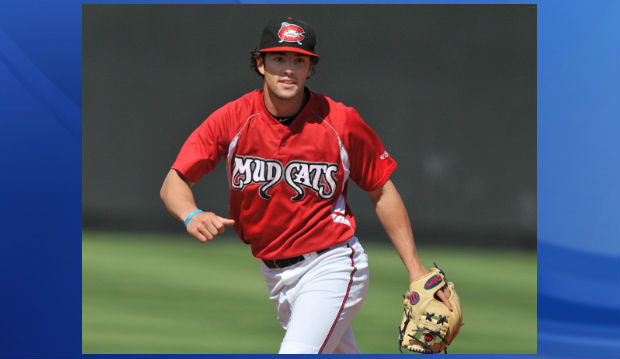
[398,267,463,353]
[410,269,453,312]
[186,211,235,242]
[436,285,453,311]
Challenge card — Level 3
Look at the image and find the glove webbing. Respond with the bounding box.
[397,307,449,354]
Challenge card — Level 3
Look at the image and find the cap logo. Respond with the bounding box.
[278,22,305,45]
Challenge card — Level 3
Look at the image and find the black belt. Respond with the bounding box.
[262,247,332,269]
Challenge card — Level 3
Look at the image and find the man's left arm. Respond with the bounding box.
[368,179,452,308]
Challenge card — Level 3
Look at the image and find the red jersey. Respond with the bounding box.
[172,89,397,259]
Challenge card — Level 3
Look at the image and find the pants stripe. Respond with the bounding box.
[318,244,357,354]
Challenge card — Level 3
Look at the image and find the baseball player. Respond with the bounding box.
[160,17,453,354]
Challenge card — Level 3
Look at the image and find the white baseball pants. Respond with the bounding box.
[259,237,370,354]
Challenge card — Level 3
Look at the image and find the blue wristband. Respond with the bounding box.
[184,209,203,227]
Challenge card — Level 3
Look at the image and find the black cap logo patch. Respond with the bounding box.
[278,22,305,45]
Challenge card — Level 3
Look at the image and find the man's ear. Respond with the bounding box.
[257,56,265,76]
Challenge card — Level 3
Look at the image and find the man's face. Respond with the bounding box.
[257,52,314,101]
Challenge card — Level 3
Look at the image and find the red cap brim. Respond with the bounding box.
[260,46,319,57]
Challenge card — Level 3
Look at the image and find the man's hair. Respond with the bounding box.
[249,51,319,78]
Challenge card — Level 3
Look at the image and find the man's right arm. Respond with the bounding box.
[160,169,234,242]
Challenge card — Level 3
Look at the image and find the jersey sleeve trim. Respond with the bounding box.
[364,160,397,192]
[170,165,201,184]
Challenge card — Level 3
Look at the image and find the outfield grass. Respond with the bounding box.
[82,231,536,354]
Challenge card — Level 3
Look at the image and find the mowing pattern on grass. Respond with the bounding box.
[83,231,536,354]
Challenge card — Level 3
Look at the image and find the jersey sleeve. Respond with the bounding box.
[345,108,398,192]
[171,106,232,183]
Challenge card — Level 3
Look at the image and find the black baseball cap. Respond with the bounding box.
[257,17,319,57]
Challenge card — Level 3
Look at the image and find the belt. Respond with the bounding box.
[262,247,332,269]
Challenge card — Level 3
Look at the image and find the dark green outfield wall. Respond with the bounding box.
[83,4,536,248]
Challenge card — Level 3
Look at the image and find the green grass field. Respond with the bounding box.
[83,231,536,354]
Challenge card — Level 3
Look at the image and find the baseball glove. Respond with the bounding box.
[398,265,462,354]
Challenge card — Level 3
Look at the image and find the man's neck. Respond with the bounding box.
[263,87,308,118]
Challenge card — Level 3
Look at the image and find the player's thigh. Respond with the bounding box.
[280,249,369,353]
